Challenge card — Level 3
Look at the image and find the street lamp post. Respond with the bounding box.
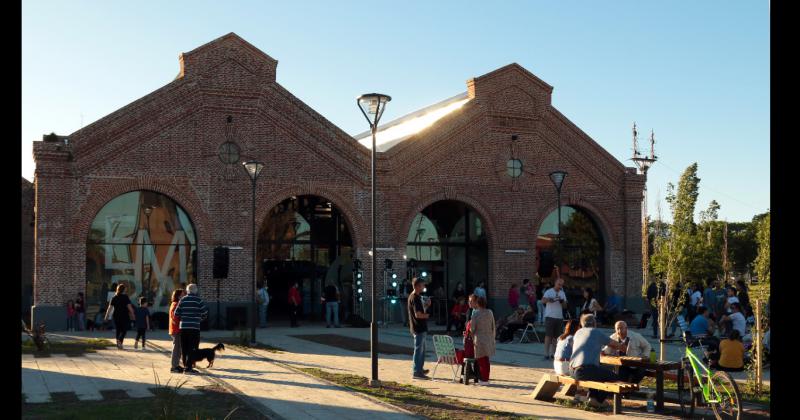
[549,171,568,238]
[143,205,155,304]
[357,92,391,387]
[243,161,265,345]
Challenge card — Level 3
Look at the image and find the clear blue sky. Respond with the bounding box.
[22,0,769,223]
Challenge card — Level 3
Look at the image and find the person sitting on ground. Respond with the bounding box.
[569,314,629,409]
[689,306,716,337]
[446,297,469,334]
[714,329,745,371]
[553,319,581,375]
[602,320,651,383]
[720,303,747,338]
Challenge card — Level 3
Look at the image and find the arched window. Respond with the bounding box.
[86,191,197,316]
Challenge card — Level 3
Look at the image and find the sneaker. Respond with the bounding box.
[184,368,197,374]
[422,369,429,374]
[412,373,430,380]
[170,367,183,373]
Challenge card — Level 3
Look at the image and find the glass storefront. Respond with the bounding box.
[86,191,197,318]
[406,200,488,322]
[258,196,353,319]
[536,206,604,312]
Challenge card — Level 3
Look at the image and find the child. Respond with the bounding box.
[66,300,76,331]
[133,297,151,350]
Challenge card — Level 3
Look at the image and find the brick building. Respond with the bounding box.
[31,33,645,329]
[22,177,35,321]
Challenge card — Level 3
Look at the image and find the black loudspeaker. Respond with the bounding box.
[213,246,229,279]
[538,250,554,278]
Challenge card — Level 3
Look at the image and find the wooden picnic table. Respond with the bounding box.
[600,355,682,411]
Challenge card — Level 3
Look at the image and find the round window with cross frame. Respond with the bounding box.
[218,141,240,164]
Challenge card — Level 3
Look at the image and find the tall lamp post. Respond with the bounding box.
[549,171,568,237]
[243,161,265,345]
[357,92,391,386]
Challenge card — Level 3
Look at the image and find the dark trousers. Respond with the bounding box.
[572,365,619,403]
[446,315,465,333]
[114,318,129,342]
[135,328,147,347]
[289,304,299,327]
[617,366,646,383]
[650,306,659,337]
[181,329,200,368]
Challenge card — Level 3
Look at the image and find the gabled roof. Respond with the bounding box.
[353,92,471,152]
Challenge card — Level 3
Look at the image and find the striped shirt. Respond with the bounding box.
[175,294,208,330]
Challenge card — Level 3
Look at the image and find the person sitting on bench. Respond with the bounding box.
[569,314,629,409]
[602,320,651,383]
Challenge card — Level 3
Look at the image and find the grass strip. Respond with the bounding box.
[298,367,537,420]
[21,383,266,420]
[22,338,114,357]
[639,377,770,406]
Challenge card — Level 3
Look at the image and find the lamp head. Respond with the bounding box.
[357,93,391,127]
[549,170,568,192]
[243,161,265,181]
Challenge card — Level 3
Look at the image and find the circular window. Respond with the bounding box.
[218,141,240,164]
[507,159,523,178]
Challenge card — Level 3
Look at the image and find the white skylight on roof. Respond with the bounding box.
[355,93,470,152]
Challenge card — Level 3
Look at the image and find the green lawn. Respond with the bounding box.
[22,338,114,357]
[22,384,266,420]
[298,367,537,420]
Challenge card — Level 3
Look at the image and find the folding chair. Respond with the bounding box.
[431,334,460,382]
[519,321,542,343]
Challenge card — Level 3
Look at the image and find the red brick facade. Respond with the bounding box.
[32,33,645,327]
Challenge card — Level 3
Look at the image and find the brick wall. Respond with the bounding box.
[31,33,644,327]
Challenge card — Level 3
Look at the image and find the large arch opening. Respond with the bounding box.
[405,200,489,324]
[258,195,354,320]
[536,205,605,316]
[86,190,197,319]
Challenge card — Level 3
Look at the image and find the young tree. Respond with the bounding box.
[754,212,770,285]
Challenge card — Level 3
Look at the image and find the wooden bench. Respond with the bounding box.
[531,373,639,415]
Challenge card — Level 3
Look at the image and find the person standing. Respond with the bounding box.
[400,279,413,327]
[169,289,185,373]
[133,297,151,350]
[542,277,568,360]
[468,295,496,385]
[105,284,135,349]
[523,278,537,312]
[322,282,341,328]
[473,281,487,300]
[536,280,549,324]
[570,314,628,409]
[508,283,520,310]
[175,283,209,373]
[257,282,270,328]
[66,300,76,332]
[75,292,86,331]
[288,281,301,328]
[703,281,718,320]
[688,284,703,322]
[408,277,432,380]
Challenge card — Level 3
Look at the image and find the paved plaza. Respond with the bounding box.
[22,323,769,419]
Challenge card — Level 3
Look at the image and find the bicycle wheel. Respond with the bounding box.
[709,370,742,419]
[676,359,696,418]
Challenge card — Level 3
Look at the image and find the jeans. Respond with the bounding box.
[66,315,74,330]
[170,333,182,368]
[77,313,85,331]
[572,364,619,403]
[289,304,299,327]
[259,303,268,327]
[537,301,545,323]
[412,331,427,375]
[326,302,340,327]
[135,328,147,347]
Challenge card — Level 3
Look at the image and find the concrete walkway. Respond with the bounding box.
[22,332,414,420]
[24,324,769,419]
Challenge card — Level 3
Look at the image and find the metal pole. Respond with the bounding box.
[755,299,762,394]
[557,191,562,237]
[251,179,257,344]
[659,295,665,361]
[370,118,379,386]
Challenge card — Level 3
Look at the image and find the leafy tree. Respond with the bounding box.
[754,212,770,284]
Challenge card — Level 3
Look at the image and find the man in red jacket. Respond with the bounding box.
[288,281,301,327]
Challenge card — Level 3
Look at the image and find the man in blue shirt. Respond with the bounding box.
[703,282,718,319]
[569,314,628,408]
[689,306,713,336]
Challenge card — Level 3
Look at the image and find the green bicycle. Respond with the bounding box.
[676,332,742,419]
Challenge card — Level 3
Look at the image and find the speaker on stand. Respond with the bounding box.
[213,246,229,329]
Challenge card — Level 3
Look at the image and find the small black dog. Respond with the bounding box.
[188,343,225,368]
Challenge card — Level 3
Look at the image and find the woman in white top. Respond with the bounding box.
[580,288,603,320]
[553,319,581,375]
